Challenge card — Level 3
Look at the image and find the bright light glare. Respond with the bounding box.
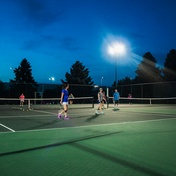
[102,34,132,65]
[107,42,126,56]
[49,77,55,81]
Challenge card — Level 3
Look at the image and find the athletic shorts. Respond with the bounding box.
[114,100,119,104]
[62,102,68,105]
[98,100,104,104]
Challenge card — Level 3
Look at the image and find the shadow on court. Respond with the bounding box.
[0,104,176,132]
[0,131,122,157]
[85,114,100,122]
[0,130,166,176]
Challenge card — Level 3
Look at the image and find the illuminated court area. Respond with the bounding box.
[0,104,176,176]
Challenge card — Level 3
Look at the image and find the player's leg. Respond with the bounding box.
[58,103,64,118]
[113,100,116,109]
[64,104,69,120]
[58,109,63,118]
[100,101,104,114]
[95,100,101,114]
[21,100,24,106]
[113,100,117,109]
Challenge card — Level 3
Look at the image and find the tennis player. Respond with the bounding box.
[69,93,74,104]
[128,94,132,104]
[19,93,25,106]
[113,89,120,109]
[95,88,104,115]
[102,91,106,109]
[58,83,69,120]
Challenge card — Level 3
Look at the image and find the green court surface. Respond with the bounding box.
[0,104,176,176]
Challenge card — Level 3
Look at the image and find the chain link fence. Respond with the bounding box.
[1,81,176,99]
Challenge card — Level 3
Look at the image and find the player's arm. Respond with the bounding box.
[113,94,115,103]
[98,93,100,102]
[60,92,64,104]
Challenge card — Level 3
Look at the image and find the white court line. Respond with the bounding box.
[0,123,15,132]
[1,117,176,134]
[0,107,176,134]
[32,109,57,115]
[0,114,54,118]
[31,109,92,116]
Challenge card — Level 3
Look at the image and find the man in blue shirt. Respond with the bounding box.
[113,89,120,109]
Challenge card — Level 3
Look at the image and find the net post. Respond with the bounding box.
[92,98,94,108]
[34,92,37,104]
[150,99,151,105]
[28,99,31,110]
[106,96,109,109]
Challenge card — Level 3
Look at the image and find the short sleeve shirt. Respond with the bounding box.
[62,89,69,103]
[113,92,120,100]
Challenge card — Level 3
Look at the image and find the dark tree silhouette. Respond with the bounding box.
[10,58,37,97]
[61,61,94,85]
[61,61,94,97]
[135,52,162,83]
[162,49,176,81]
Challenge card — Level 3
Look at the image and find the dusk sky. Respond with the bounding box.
[1,0,176,86]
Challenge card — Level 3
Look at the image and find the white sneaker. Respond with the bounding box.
[100,111,104,114]
[95,110,99,115]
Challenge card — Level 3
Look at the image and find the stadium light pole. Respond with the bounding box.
[107,42,126,86]
[101,77,103,85]
[10,67,14,70]
[49,77,55,83]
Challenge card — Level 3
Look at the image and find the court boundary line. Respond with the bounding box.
[0,123,15,132]
[0,109,175,119]
[0,114,55,118]
[111,110,176,117]
[0,117,176,134]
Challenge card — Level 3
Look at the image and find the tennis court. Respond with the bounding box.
[0,103,176,176]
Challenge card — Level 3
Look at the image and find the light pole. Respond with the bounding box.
[101,77,103,85]
[49,77,55,83]
[10,67,14,77]
[49,77,55,90]
[107,42,126,85]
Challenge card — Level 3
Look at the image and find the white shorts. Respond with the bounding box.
[62,102,68,105]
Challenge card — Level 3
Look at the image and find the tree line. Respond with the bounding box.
[0,49,176,98]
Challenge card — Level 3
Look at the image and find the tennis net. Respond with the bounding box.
[0,97,94,111]
[107,96,176,108]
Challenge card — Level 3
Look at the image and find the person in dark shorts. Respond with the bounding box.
[113,89,120,109]
[95,88,104,115]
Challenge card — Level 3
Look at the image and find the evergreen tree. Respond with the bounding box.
[10,58,37,97]
[118,77,133,85]
[61,61,94,96]
[0,80,5,97]
[135,52,161,83]
[162,49,176,81]
[112,81,117,89]
[61,61,94,85]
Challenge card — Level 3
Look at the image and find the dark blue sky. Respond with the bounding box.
[1,0,176,86]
